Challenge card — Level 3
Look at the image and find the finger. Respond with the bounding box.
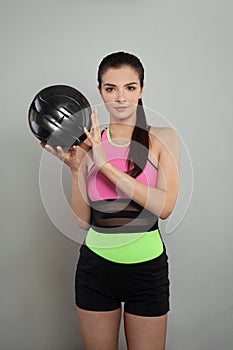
[79,142,91,152]
[91,108,101,135]
[84,126,94,144]
[69,145,76,154]
[44,144,58,156]
[93,108,100,128]
[83,137,92,147]
[90,111,96,133]
[56,146,67,161]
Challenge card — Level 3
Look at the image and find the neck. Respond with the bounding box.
[108,122,135,141]
[109,110,137,140]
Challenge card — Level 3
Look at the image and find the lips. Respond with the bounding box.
[115,107,128,111]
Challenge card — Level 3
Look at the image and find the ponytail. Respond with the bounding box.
[126,98,150,178]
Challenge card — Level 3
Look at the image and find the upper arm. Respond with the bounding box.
[153,127,180,219]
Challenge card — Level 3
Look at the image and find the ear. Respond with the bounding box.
[97,85,102,97]
[139,85,144,99]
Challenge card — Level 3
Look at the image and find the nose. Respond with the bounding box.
[115,89,126,102]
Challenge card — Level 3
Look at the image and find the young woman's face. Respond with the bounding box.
[98,66,144,122]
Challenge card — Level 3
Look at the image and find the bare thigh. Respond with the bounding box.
[76,306,122,350]
[124,311,168,350]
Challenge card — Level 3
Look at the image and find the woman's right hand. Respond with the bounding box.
[40,138,92,172]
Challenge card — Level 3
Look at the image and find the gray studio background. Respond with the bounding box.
[0,0,232,349]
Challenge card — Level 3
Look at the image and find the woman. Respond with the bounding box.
[41,51,180,350]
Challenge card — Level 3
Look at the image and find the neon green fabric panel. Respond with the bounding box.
[85,227,164,264]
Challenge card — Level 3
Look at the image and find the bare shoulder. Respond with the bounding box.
[149,126,179,142]
[149,126,180,166]
[149,126,179,149]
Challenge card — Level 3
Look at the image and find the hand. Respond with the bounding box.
[40,140,90,172]
[83,108,108,169]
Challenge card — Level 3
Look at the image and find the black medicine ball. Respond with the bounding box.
[28,85,92,148]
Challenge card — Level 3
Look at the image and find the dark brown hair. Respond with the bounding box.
[97,51,150,178]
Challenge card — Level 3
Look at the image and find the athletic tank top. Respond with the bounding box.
[84,126,164,263]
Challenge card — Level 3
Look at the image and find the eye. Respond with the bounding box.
[105,87,115,92]
[127,86,136,91]
[105,86,136,92]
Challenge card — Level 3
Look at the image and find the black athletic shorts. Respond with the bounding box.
[74,242,170,317]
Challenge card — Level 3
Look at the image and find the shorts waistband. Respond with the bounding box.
[85,227,164,264]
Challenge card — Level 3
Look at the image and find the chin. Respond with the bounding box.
[113,112,133,121]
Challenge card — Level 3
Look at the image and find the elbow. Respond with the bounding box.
[71,212,91,231]
[159,209,172,220]
[159,188,179,220]
[159,202,174,220]
[81,224,91,231]
[76,220,91,231]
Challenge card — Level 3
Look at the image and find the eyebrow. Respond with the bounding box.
[103,82,138,87]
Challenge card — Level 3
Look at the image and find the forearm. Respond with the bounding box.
[70,167,91,231]
[100,162,168,219]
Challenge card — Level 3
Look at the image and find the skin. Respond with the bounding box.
[41,65,180,350]
[97,66,144,142]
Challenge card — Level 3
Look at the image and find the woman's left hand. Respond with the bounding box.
[84,108,109,169]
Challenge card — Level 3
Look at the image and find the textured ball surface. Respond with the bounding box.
[28,85,92,148]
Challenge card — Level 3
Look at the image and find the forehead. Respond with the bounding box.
[101,66,139,85]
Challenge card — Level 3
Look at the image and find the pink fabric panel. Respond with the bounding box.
[86,128,158,201]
